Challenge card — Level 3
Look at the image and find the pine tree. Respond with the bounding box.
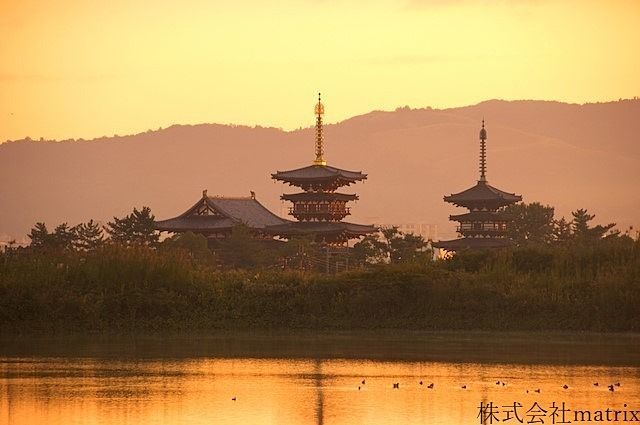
[28,222,51,248]
[106,206,159,246]
[74,219,105,251]
[353,227,430,264]
[51,223,76,251]
[571,208,615,240]
[552,217,573,243]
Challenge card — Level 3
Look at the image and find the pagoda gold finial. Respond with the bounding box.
[313,92,327,166]
[479,119,487,182]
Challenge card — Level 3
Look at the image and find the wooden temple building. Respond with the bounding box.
[154,190,288,241]
[434,121,522,251]
[268,94,376,245]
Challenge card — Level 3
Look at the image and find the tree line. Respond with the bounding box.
[2,201,638,333]
[17,201,637,271]
[504,203,623,245]
[27,206,159,252]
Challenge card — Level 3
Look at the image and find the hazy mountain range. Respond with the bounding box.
[1,99,639,242]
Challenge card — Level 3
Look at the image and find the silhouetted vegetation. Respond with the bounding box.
[1,231,638,333]
[2,203,637,333]
[28,220,105,252]
[105,206,159,246]
[352,227,431,264]
[503,203,620,246]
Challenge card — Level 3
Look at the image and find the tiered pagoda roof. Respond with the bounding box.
[281,192,358,202]
[266,221,375,240]
[270,94,376,245]
[434,121,522,251]
[444,181,521,208]
[272,165,366,191]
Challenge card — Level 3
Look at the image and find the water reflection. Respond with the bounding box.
[314,359,325,425]
[0,334,639,425]
[3,357,638,425]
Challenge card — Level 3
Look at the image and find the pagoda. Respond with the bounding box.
[434,121,522,251]
[268,94,376,245]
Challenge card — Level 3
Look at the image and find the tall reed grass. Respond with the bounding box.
[1,238,638,333]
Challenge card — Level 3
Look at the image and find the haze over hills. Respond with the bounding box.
[1,99,639,242]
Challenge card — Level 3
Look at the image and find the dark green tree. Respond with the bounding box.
[571,208,616,241]
[553,216,573,243]
[353,227,430,264]
[28,222,76,251]
[161,231,213,261]
[73,219,105,251]
[351,233,388,264]
[28,222,51,248]
[50,223,77,251]
[388,230,430,263]
[503,202,555,245]
[106,206,159,246]
[218,225,265,269]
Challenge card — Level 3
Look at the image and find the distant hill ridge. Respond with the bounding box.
[1,99,639,240]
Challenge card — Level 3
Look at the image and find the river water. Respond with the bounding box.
[1,333,638,425]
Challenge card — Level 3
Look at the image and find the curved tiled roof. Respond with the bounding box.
[155,216,237,232]
[281,192,358,202]
[266,221,376,236]
[272,164,367,182]
[208,197,287,228]
[155,195,289,232]
[444,181,521,207]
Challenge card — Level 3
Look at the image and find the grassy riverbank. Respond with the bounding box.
[1,240,638,333]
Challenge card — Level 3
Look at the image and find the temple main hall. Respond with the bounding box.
[434,121,522,251]
[154,190,288,241]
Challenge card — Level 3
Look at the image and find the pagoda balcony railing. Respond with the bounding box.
[291,213,350,222]
[457,223,508,232]
[289,206,351,215]
[289,210,350,221]
[457,229,508,235]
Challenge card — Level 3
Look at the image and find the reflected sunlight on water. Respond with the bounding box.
[1,354,638,425]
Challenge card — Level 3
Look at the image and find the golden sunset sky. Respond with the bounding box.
[0,0,638,142]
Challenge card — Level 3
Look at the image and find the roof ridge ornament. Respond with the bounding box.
[479,119,487,183]
[313,92,327,166]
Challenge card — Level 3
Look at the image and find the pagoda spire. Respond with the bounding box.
[313,92,327,166]
[479,119,487,182]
